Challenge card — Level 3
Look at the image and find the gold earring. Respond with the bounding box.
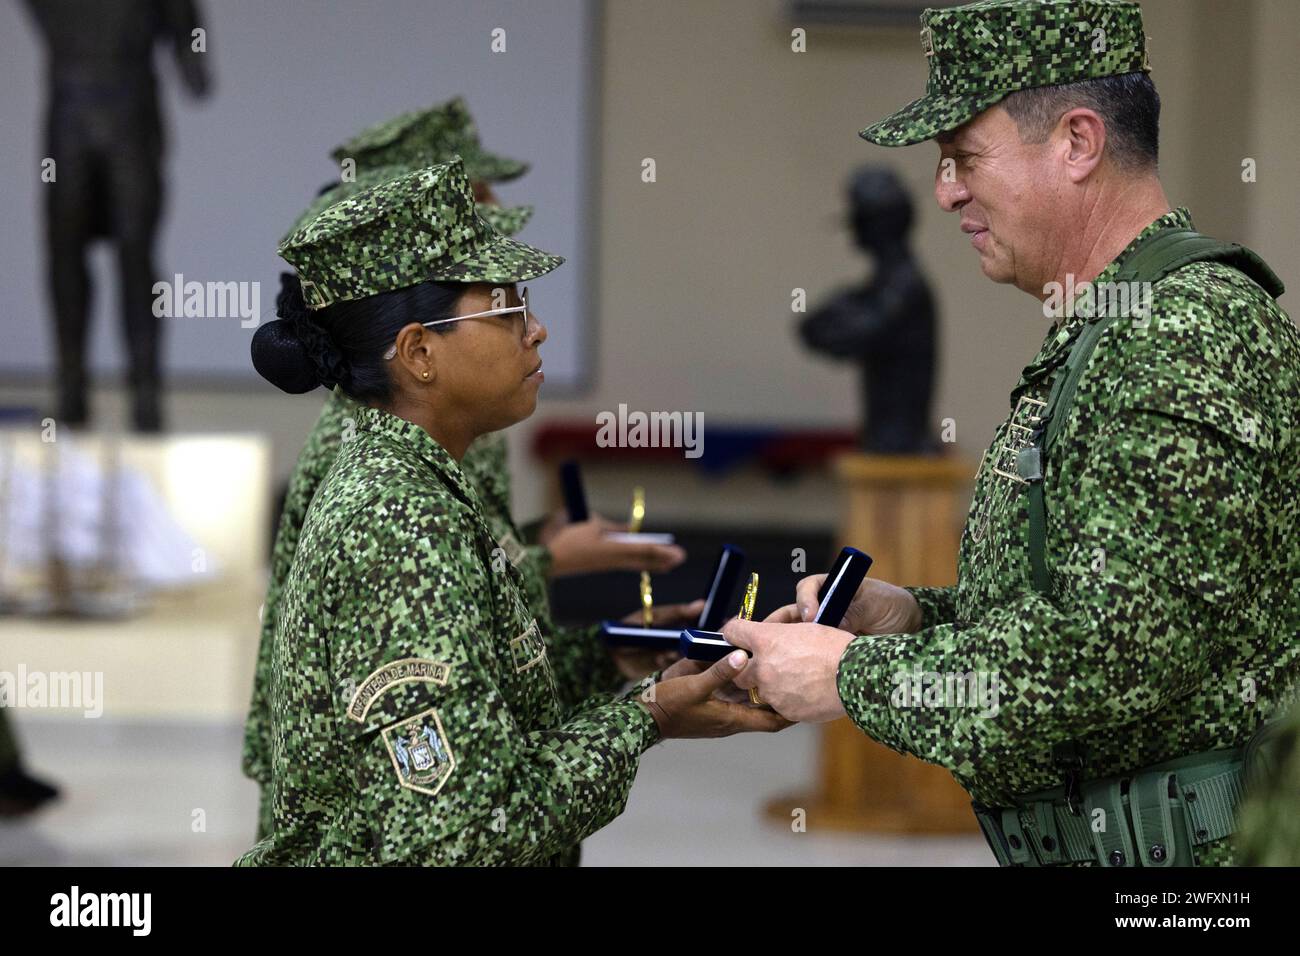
[421,370,430,379]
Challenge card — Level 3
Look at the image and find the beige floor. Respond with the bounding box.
[0,716,993,866]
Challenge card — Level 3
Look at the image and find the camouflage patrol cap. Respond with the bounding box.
[278,158,562,310]
[331,97,528,183]
[861,0,1151,147]
[283,164,534,242]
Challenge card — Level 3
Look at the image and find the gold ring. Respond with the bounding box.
[749,687,764,706]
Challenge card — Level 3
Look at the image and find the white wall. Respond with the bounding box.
[0,0,598,388]
[1,0,1295,535]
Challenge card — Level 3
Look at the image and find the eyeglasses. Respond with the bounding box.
[383,287,532,360]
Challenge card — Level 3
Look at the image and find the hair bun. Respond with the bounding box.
[290,314,352,391]
[275,271,310,322]
[274,271,353,391]
[251,318,322,394]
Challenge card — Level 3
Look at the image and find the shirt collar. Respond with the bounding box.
[354,404,481,511]
[1012,206,1195,395]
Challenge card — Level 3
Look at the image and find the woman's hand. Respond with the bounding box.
[764,575,923,635]
[659,655,749,704]
[545,514,686,577]
[639,652,793,738]
[619,598,704,630]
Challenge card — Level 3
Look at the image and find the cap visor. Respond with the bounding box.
[860,90,1008,146]
[467,151,530,183]
[476,203,534,237]
[429,232,563,285]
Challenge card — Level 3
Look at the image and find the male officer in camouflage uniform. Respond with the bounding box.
[725,0,1299,866]
[242,100,687,839]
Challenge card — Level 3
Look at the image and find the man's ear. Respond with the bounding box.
[392,323,437,385]
[1059,107,1106,183]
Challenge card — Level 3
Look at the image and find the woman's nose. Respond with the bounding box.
[526,311,547,346]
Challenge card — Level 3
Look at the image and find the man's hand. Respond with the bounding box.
[544,514,687,578]
[764,575,922,636]
[609,598,703,678]
[722,619,857,723]
[639,651,794,738]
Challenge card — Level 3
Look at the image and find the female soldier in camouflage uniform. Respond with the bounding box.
[238,160,785,865]
[242,104,689,839]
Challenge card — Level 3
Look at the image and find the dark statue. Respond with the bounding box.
[800,166,938,454]
[24,0,211,432]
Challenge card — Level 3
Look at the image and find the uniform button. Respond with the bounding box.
[1008,834,1022,850]
[1149,843,1166,862]
[1109,849,1126,866]
[1041,835,1056,852]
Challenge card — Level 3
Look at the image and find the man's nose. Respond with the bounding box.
[934,173,970,213]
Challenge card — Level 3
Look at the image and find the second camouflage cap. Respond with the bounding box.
[278,158,563,310]
[331,96,528,183]
[861,0,1151,147]
[283,164,534,242]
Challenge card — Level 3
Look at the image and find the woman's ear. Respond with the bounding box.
[392,323,438,385]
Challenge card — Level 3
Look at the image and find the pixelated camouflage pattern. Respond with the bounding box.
[236,405,657,865]
[241,388,355,839]
[242,390,624,843]
[474,202,533,241]
[1236,703,1300,865]
[278,160,562,310]
[331,97,528,184]
[463,431,624,716]
[861,0,1151,146]
[837,208,1300,866]
[466,437,558,588]
[284,164,533,243]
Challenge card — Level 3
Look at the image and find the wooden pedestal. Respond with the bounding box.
[765,453,981,833]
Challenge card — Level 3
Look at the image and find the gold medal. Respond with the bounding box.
[741,573,765,707]
[630,488,653,626]
[629,486,645,533]
[639,571,654,628]
[740,572,759,621]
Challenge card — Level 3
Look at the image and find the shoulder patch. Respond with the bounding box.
[381,708,456,796]
[348,658,453,723]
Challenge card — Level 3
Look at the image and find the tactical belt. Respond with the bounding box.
[971,748,1245,867]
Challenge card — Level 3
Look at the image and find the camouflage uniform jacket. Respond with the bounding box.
[242,389,620,839]
[236,405,657,865]
[836,208,1300,865]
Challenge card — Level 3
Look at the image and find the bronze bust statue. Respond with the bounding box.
[800,166,938,454]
